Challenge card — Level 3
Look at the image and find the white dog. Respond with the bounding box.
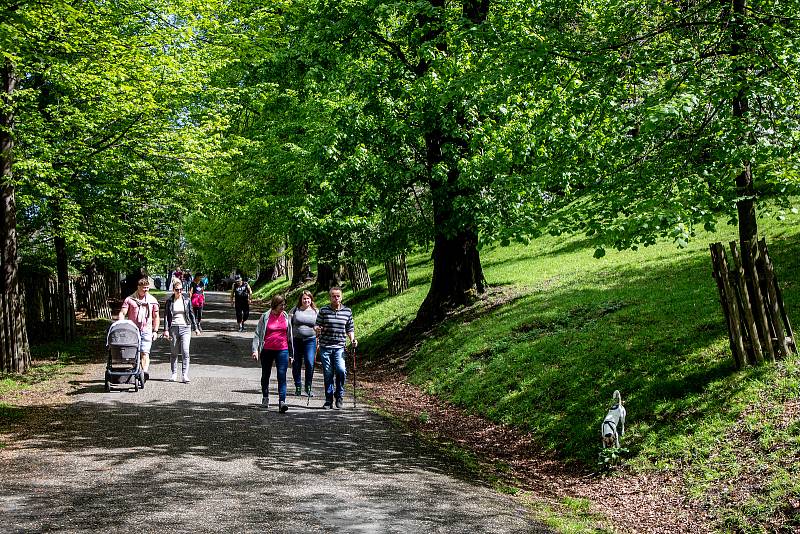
[601,390,626,448]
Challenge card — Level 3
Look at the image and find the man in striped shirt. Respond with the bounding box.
[314,286,357,409]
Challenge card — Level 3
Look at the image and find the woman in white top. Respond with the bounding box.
[290,290,319,397]
[163,281,200,382]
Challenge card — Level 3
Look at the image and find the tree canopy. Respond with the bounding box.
[4,0,799,324]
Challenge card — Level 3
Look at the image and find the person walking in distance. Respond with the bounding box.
[289,290,318,397]
[314,286,357,409]
[230,275,252,332]
[189,273,206,332]
[118,277,160,381]
[251,295,294,413]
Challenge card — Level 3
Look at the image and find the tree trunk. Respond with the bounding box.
[106,269,122,299]
[316,262,344,292]
[384,254,409,296]
[347,260,372,291]
[54,235,75,342]
[0,59,30,373]
[415,127,486,325]
[291,241,313,287]
[733,0,756,246]
[731,0,776,359]
[412,0,489,326]
[123,267,147,297]
[416,226,485,325]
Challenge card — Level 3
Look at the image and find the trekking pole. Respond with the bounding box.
[352,344,357,408]
[308,337,319,406]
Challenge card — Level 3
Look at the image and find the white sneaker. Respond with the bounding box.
[169,373,177,382]
[182,375,190,383]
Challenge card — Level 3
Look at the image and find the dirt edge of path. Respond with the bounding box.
[360,372,714,534]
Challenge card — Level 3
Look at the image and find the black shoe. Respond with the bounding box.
[305,385,314,397]
[322,401,333,409]
[335,397,343,409]
[143,371,149,382]
[295,385,302,396]
[279,402,288,413]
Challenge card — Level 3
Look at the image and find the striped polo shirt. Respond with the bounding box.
[315,305,354,349]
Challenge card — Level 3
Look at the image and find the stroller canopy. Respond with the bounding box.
[107,320,141,347]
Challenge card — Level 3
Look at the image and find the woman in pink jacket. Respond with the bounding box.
[251,295,294,412]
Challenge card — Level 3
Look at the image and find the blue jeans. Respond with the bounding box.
[260,349,289,401]
[319,346,346,402]
[292,337,316,388]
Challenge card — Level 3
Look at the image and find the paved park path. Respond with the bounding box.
[0,292,549,533]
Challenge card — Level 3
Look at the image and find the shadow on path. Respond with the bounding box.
[0,292,549,533]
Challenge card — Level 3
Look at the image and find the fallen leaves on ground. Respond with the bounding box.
[361,370,713,534]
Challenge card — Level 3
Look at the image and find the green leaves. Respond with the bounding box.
[11,0,229,273]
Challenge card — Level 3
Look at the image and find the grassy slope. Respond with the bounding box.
[255,213,800,530]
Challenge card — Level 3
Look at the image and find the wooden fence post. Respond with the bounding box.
[757,239,789,358]
[729,241,764,364]
[743,239,775,362]
[710,243,746,369]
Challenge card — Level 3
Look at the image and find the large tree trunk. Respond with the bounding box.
[316,262,344,292]
[255,246,288,286]
[291,241,313,287]
[412,0,489,326]
[0,59,30,373]
[122,267,147,297]
[415,128,486,325]
[416,225,485,324]
[384,254,409,296]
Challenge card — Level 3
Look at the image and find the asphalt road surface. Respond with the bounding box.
[0,292,549,533]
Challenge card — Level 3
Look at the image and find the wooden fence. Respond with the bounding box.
[347,260,372,291]
[384,254,409,296]
[22,273,76,342]
[75,273,113,320]
[710,238,796,369]
[22,270,113,342]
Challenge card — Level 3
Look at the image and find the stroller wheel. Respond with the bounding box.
[104,378,110,392]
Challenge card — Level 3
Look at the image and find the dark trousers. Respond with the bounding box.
[235,303,249,323]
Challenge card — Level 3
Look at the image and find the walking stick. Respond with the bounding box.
[351,344,357,408]
[308,337,319,406]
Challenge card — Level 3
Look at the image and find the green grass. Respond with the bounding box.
[250,209,800,530]
[533,496,612,533]
[0,319,110,399]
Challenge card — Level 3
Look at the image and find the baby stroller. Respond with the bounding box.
[104,319,145,392]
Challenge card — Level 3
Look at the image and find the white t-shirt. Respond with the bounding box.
[172,297,188,326]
